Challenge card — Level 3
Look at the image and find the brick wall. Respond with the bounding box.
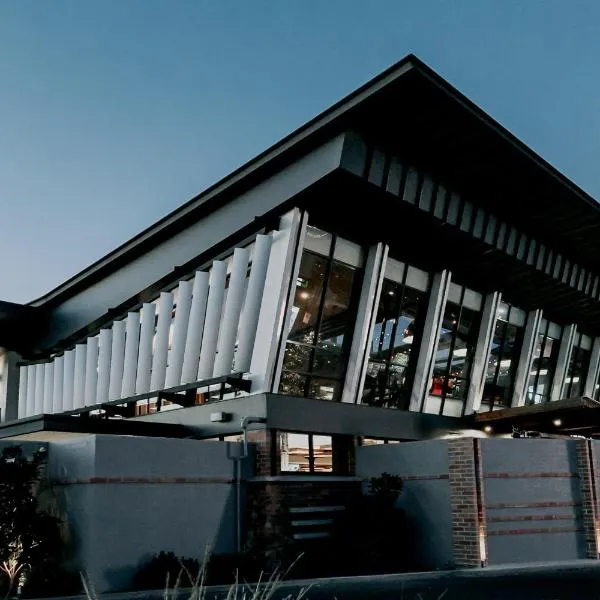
[448,438,484,567]
[576,439,599,559]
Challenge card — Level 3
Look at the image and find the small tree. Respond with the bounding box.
[0,445,66,598]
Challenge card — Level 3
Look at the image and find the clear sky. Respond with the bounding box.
[2,1,600,303]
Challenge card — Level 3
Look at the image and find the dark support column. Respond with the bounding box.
[576,439,599,559]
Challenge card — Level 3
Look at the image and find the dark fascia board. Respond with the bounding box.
[28,53,600,308]
[0,413,194,440]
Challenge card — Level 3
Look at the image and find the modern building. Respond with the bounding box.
[3,54,600,588]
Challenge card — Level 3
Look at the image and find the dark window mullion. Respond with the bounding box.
[439,289,465,415]
[308,435,315,473]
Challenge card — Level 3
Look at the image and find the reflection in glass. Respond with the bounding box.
[481,302,525,411]
[564,333,591,398]
[280,233,362,401]
[279,432,333,473]
[362,280,426,409]
[526,321,561,404]
[429,297,481,416]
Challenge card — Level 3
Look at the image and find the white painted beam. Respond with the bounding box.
[62,350,76,412]
[122,312,140,397]
[214,248,250,377]
[165,280,193,387]
[584,337,600,398]
[181,272,210,384]
[34,363,44,415]
[343,243,387,404]
[43,362,54,414]
[409,270,452,413]
[551,324,576,401]
[96,329,112,404]
[73,344,87,409]
[109,320,126,401]
[136,303,156,394]
[465,291,502,415]
[235,234,273,373]
[511,310,543,407]
[18,366,27,419]
[150,292,174,391]
[84,336,99,407]
[197,261,227,379]
[52,355,64,414]
[25,364,36,417]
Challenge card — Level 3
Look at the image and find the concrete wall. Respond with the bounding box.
[479,439,586,564]
[356,440,453,569]
[45,435,248,592]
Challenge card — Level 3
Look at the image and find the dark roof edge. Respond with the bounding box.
[29,55,419,308]
[29,53,600,308]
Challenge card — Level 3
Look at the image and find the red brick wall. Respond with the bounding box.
[448,438,485,567]
[575,439,599,559]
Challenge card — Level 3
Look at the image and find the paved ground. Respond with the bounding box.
[51,561,600,600]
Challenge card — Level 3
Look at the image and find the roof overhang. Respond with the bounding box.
[0,301,46,354]
[474,397,600,437]
[28,54,600,310]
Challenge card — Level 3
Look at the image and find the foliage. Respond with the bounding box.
[132,551,201,591]
[0,445,77,598]
[332,472,415,576]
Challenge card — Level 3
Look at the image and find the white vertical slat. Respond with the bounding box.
[25,364,36,417]
[73,344,87,409]
[34,363,45,415]
[96,329,112,404]
[166,281,193,387]
[52,355,64,414]
[150,292,174,391]
[18,366,28,419]
[84,336,99,407]
[122,312,140,398]
[62,350,76,411]
[197,261,228,379]
[181,272,210,384]
[109,320,126,401]
[214,248,250,377]
[236,234,272,373]
[136,303,156,394]
[43,362,54,414]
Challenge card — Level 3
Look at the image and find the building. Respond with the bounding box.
[3,54,600,589]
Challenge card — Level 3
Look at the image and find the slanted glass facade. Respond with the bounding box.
[426,283,483,417]
[526,319,562,404]
[480,301,526,411]
[361,259,429,409]
[279,226,364,401]
[564,331,592,399]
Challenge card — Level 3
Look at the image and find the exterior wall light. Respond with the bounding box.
[483,425,493,434]
[553,419,562,427]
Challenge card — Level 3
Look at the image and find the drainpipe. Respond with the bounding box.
[234,416,266,554]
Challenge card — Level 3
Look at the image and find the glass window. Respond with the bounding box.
[279,432,335,473]
[564,332,592,399]
[525,319,562,405]
[480,301,525,411]
[362,265,428,409]
[427,285,482,417]
[279,228,363,401]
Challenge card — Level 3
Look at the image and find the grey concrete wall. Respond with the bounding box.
[45,435,246,593]
[480,439,585,564]
[356,440,453,570]
[35,136,345,349]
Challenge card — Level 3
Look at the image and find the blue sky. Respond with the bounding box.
[2,1,600,303]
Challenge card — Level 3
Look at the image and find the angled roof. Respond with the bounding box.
[30,53,600,308]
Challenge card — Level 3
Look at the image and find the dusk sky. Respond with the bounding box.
[2,1,600,303]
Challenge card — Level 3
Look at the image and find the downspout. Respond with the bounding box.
[234,416,266,554]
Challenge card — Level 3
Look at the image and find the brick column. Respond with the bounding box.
[575,439,599,559]
[448,438,486,567]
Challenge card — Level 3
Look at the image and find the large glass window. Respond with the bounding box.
[426,284,482,417]
[278,431,353,474]
[279,227,364,401]
[564,332,592,398]
[362,259,429,410]
[480,301,526,411]
[526,319,562,404]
